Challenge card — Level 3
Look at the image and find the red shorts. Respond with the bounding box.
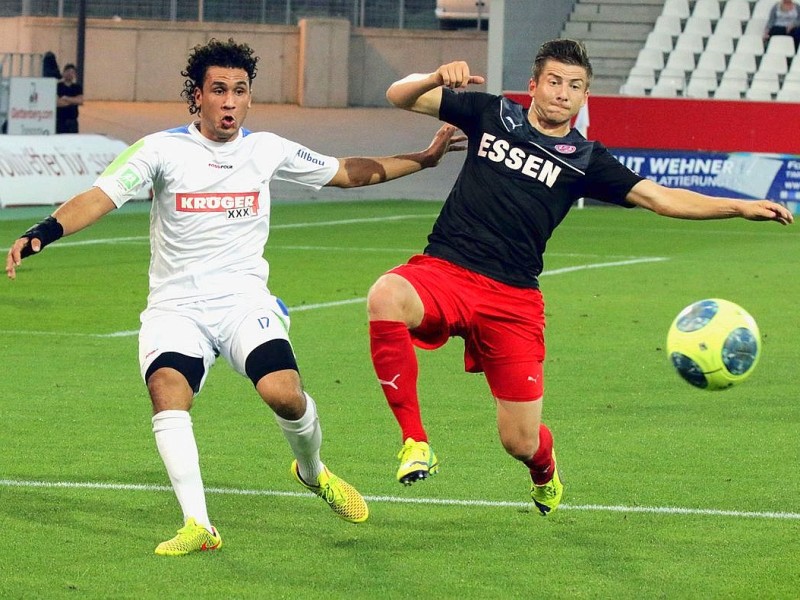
[389,255,545,401]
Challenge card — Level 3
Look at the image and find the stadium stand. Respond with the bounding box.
[614,0,800,101]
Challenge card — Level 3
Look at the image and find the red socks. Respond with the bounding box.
[524,424,555,485]
[369,320,427,442]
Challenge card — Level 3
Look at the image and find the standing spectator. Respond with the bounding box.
[56,64,83,133]
[763,0,800,49]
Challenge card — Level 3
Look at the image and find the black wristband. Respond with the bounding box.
[20,216,64,258]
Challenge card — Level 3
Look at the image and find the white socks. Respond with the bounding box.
[151,410,213,532]
[274,393,325,485]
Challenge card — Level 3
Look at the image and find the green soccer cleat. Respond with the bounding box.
[291,461,369,523]
[154,517,222,556]
[530,451,564,516]
[396,437,439,485]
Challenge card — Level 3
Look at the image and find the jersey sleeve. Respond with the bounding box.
[439,88,498,135]
[272,137,339,189]
[93,136,159,208]
[579,142,644,207]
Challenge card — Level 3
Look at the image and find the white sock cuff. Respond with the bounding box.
[152,409,192,433]
[274,393,318,432]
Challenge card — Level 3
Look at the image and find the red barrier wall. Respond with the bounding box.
[504,92,800,155]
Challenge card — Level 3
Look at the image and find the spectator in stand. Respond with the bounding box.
[56,63,83,134]
[763,0,800,49]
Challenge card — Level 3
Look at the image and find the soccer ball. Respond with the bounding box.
[666,298,761,391]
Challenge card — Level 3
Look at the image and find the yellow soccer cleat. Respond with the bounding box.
[396,437,439,485]
[154,517,222,556]
[530,451,564,516]
[291,461,369,523]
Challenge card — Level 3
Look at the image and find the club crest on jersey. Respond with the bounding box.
[555,144,576,154]
[175,192,259,219]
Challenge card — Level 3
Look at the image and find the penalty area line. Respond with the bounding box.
[1,478,797,521]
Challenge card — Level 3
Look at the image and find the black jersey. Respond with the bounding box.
[424,89,644,288]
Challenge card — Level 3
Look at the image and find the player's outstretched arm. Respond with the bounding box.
[326,124,465,189]
[386,61,486,117]
[5,187,117,280]
[626,179,794,225]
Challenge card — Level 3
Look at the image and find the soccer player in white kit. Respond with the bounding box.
[5,38,462,556]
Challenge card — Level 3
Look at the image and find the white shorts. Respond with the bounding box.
[138,291,293,393]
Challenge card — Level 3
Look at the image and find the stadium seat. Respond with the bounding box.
[776,80,800,101]
[653,14,684,37]
[750,71,781,93]
[692,0,721,20]
[706,33,735,55]
[696,49,728,74]
[744,17,768,38]
[720,0,751,21]
[753,0,778,18]
[685,68,719,97]
[665,48,697,72]
[757,53,788,75]
[718,67,750,89]
[735,35,766,56]
[713,17,743,39]
[744,86,774,100]
[645,30,675,53]
[683,15,713,37]
[662,0,691,19]
[674,32,706,54]
[714,81,746,99]
[727,51,758,74]
[650,80,683,97]
[625,65,657,90]
[765,35,796,58]
[619,81,649,96]
[635,47,666,70]
[657,67,687,92]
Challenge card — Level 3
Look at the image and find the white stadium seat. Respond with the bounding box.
[736,35,765,56]
[727,51,758,73]
[713,17,743,38]
[706,33,735,55]
[683,15,713,37]
[645,30,675,53]
[692,0,721,20]
[675,32,706,54]
[757,53,789,75]
[653,14,684,37]
[696,49,728,74]
[765,35,796,58]
[685,69,719,97]
[720,0,751,21]
[665,48,697,72]
[635,47,666,70]
[662,0,691,19]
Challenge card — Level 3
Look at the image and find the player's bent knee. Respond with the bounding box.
[367,274,419,322]
[145,352,205,394]
[245,339,298,387]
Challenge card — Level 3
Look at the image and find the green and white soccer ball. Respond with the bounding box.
[666,298,761,391]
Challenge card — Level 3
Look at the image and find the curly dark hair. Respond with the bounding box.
[531,39,593,86]
[181,38,259,114]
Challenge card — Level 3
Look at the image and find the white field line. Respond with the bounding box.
[0,256,667,339]
[0,214,439,253]
[1,478,797,521]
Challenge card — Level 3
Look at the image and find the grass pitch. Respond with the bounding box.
[1,200,798,599]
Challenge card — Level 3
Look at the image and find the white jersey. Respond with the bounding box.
[94,123,339,306]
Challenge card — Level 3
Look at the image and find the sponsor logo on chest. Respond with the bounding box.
[477,132,562,188]
[176,191,260,219]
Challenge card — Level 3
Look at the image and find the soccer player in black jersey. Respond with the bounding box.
[367,39,793,515]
